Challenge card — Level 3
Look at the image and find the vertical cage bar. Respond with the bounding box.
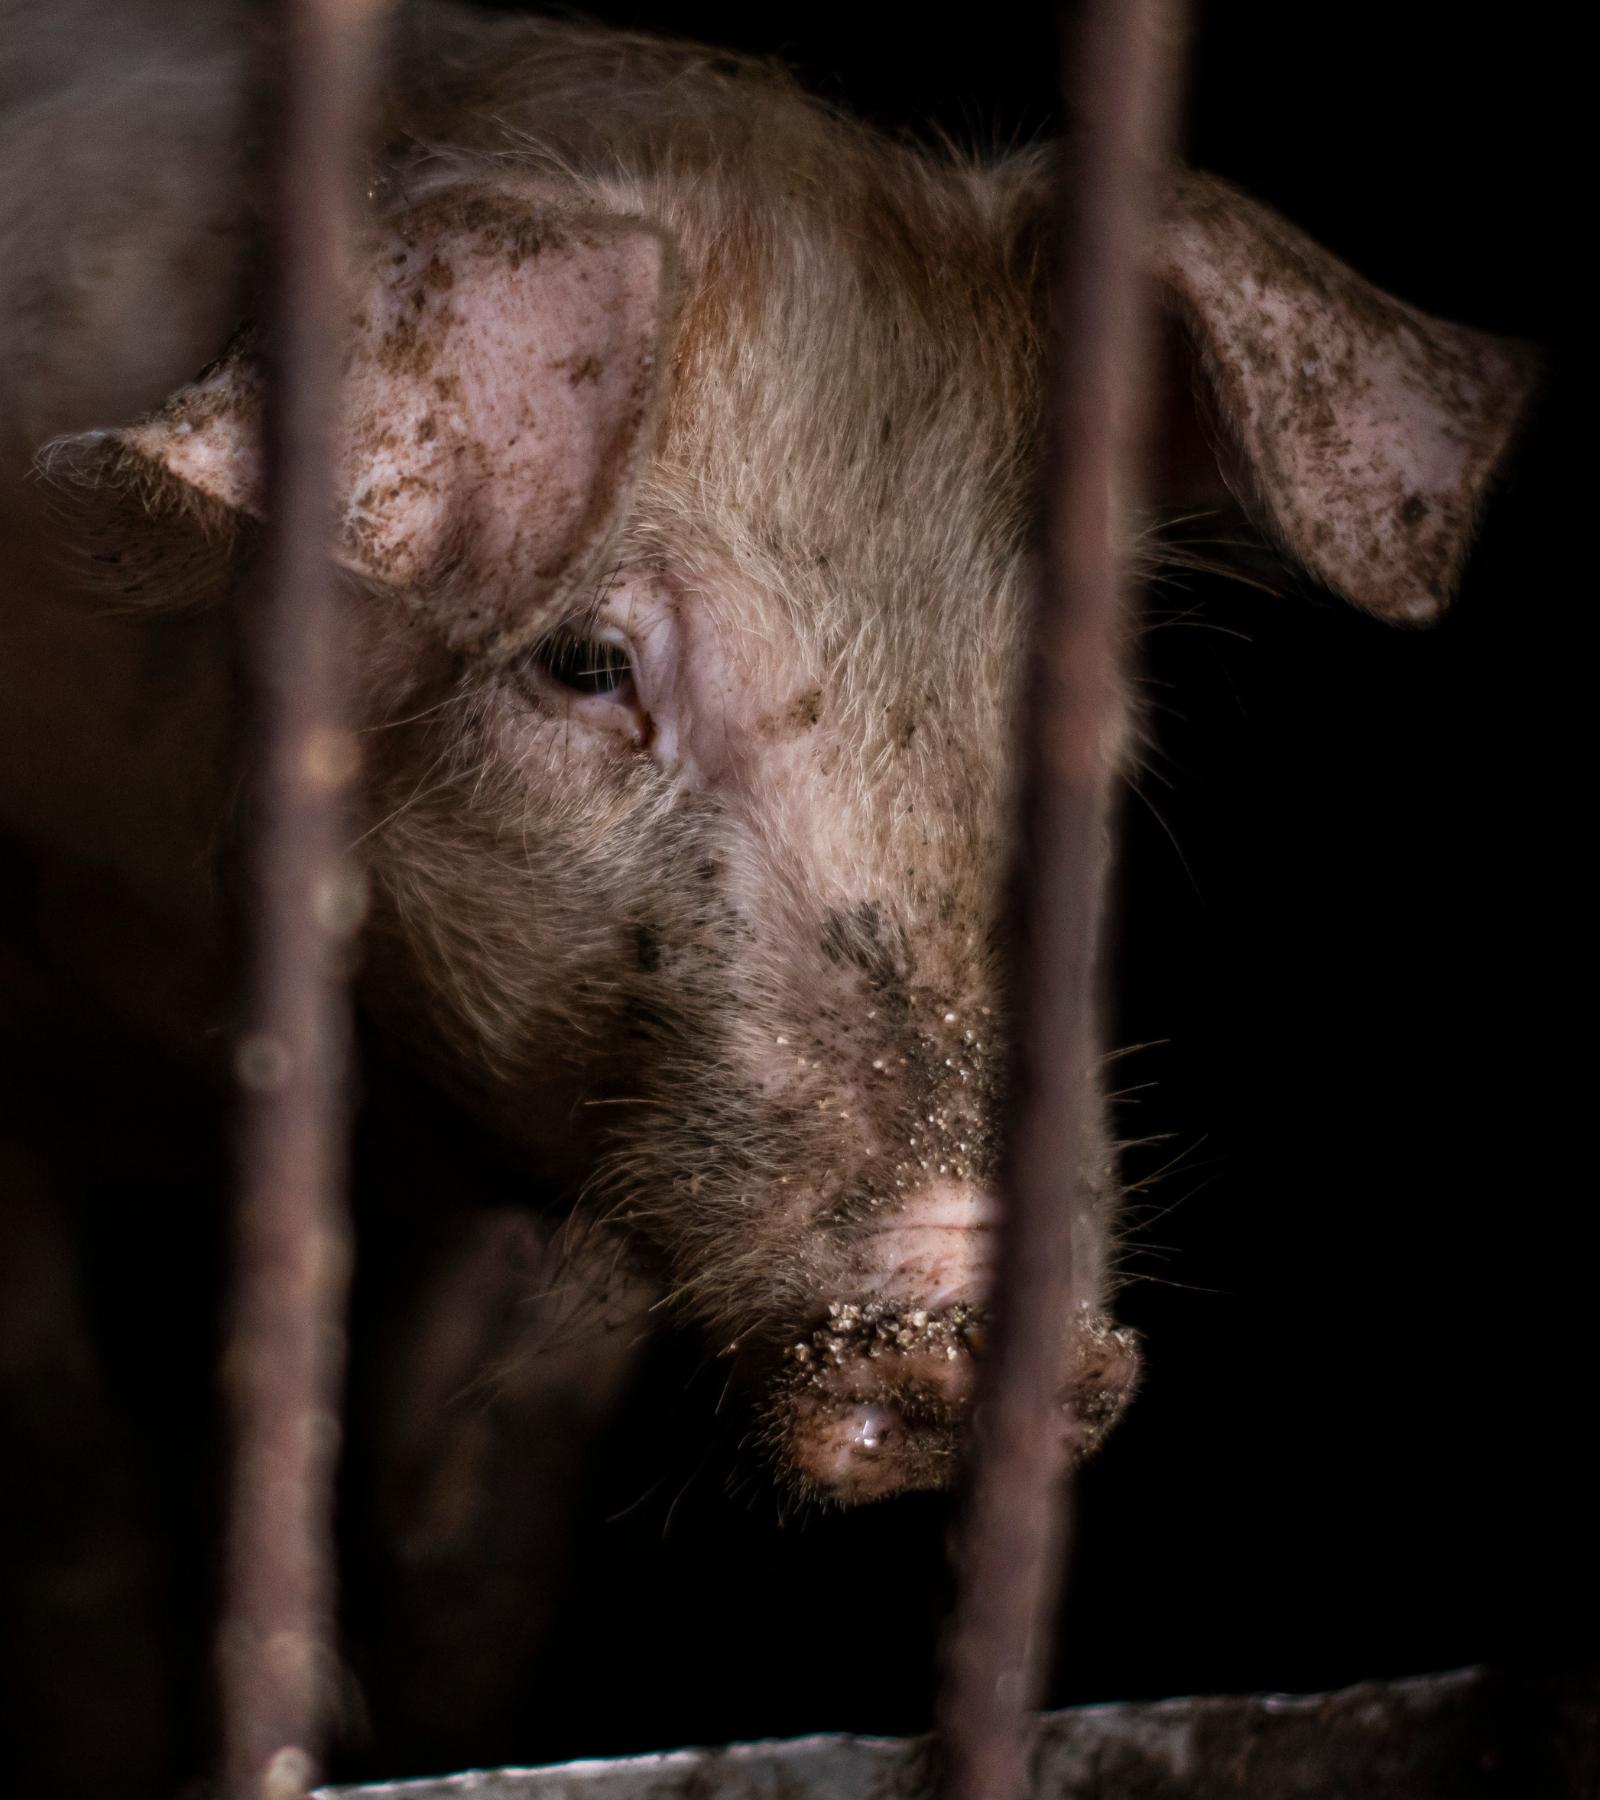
[937,4,1182,1798]
[218,3,390,1796]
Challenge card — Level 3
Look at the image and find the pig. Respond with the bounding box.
[12,2,1535,1525]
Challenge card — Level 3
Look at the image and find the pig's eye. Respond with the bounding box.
[502,582,673,754]
[525,631,637,704]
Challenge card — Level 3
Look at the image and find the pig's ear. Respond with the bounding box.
[1149,170,1539,623]
[64,190,678,656]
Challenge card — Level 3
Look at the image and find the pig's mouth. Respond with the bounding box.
[770,1298,1141,1505]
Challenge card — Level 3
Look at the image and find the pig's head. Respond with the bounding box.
[52,54,1536,1503]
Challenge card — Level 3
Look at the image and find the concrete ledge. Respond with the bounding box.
[322,1664,1599,1799]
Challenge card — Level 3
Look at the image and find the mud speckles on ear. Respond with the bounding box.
[1152,168,1541,622]
[95,184,681,660]
[332,191,678,656]
[1399,493,1429,528]
[116,353,265,517]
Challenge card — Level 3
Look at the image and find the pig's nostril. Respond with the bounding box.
[785,1393,918,1502]
[776,1301,982,1501]
[847,1403,898,1452]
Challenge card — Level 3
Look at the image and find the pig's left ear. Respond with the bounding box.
[1149,169,1539,622]
[71,188,678,656]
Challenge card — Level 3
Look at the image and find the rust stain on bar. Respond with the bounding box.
[937,4,1184,1799]
[218,3,392,1797]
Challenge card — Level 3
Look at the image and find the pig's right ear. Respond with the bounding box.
[1146,170,1540,624]
[51,191,679,657]
[990,157,1539,624]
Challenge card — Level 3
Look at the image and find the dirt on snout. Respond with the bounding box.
[789,1297,989,1379]
[770,1299,1141,1505]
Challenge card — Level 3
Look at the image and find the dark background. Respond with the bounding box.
[2,2,1589,1792]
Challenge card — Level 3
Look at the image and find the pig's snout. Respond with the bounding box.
[872,1178,998,1310]
[782,1300,984,1502]
[775,1182,1141,1503]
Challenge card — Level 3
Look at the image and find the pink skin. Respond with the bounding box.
[487,565,1143,1499]
[792,1181,996,1498]
[786,1331,986,1502]
[32,33,1535,1528]
[497,574,1022,1492]
[99,202,1140,1501]
[870,1178,998,1309]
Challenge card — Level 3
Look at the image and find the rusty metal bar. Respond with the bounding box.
[937,4,1183,1797]
[218,3,391,1796]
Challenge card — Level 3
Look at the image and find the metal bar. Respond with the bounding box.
[937,4,1182,1798]
[218,3,391,1796]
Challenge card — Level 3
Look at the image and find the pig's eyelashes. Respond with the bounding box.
[534,632,635,699]
[511,628,647,735]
